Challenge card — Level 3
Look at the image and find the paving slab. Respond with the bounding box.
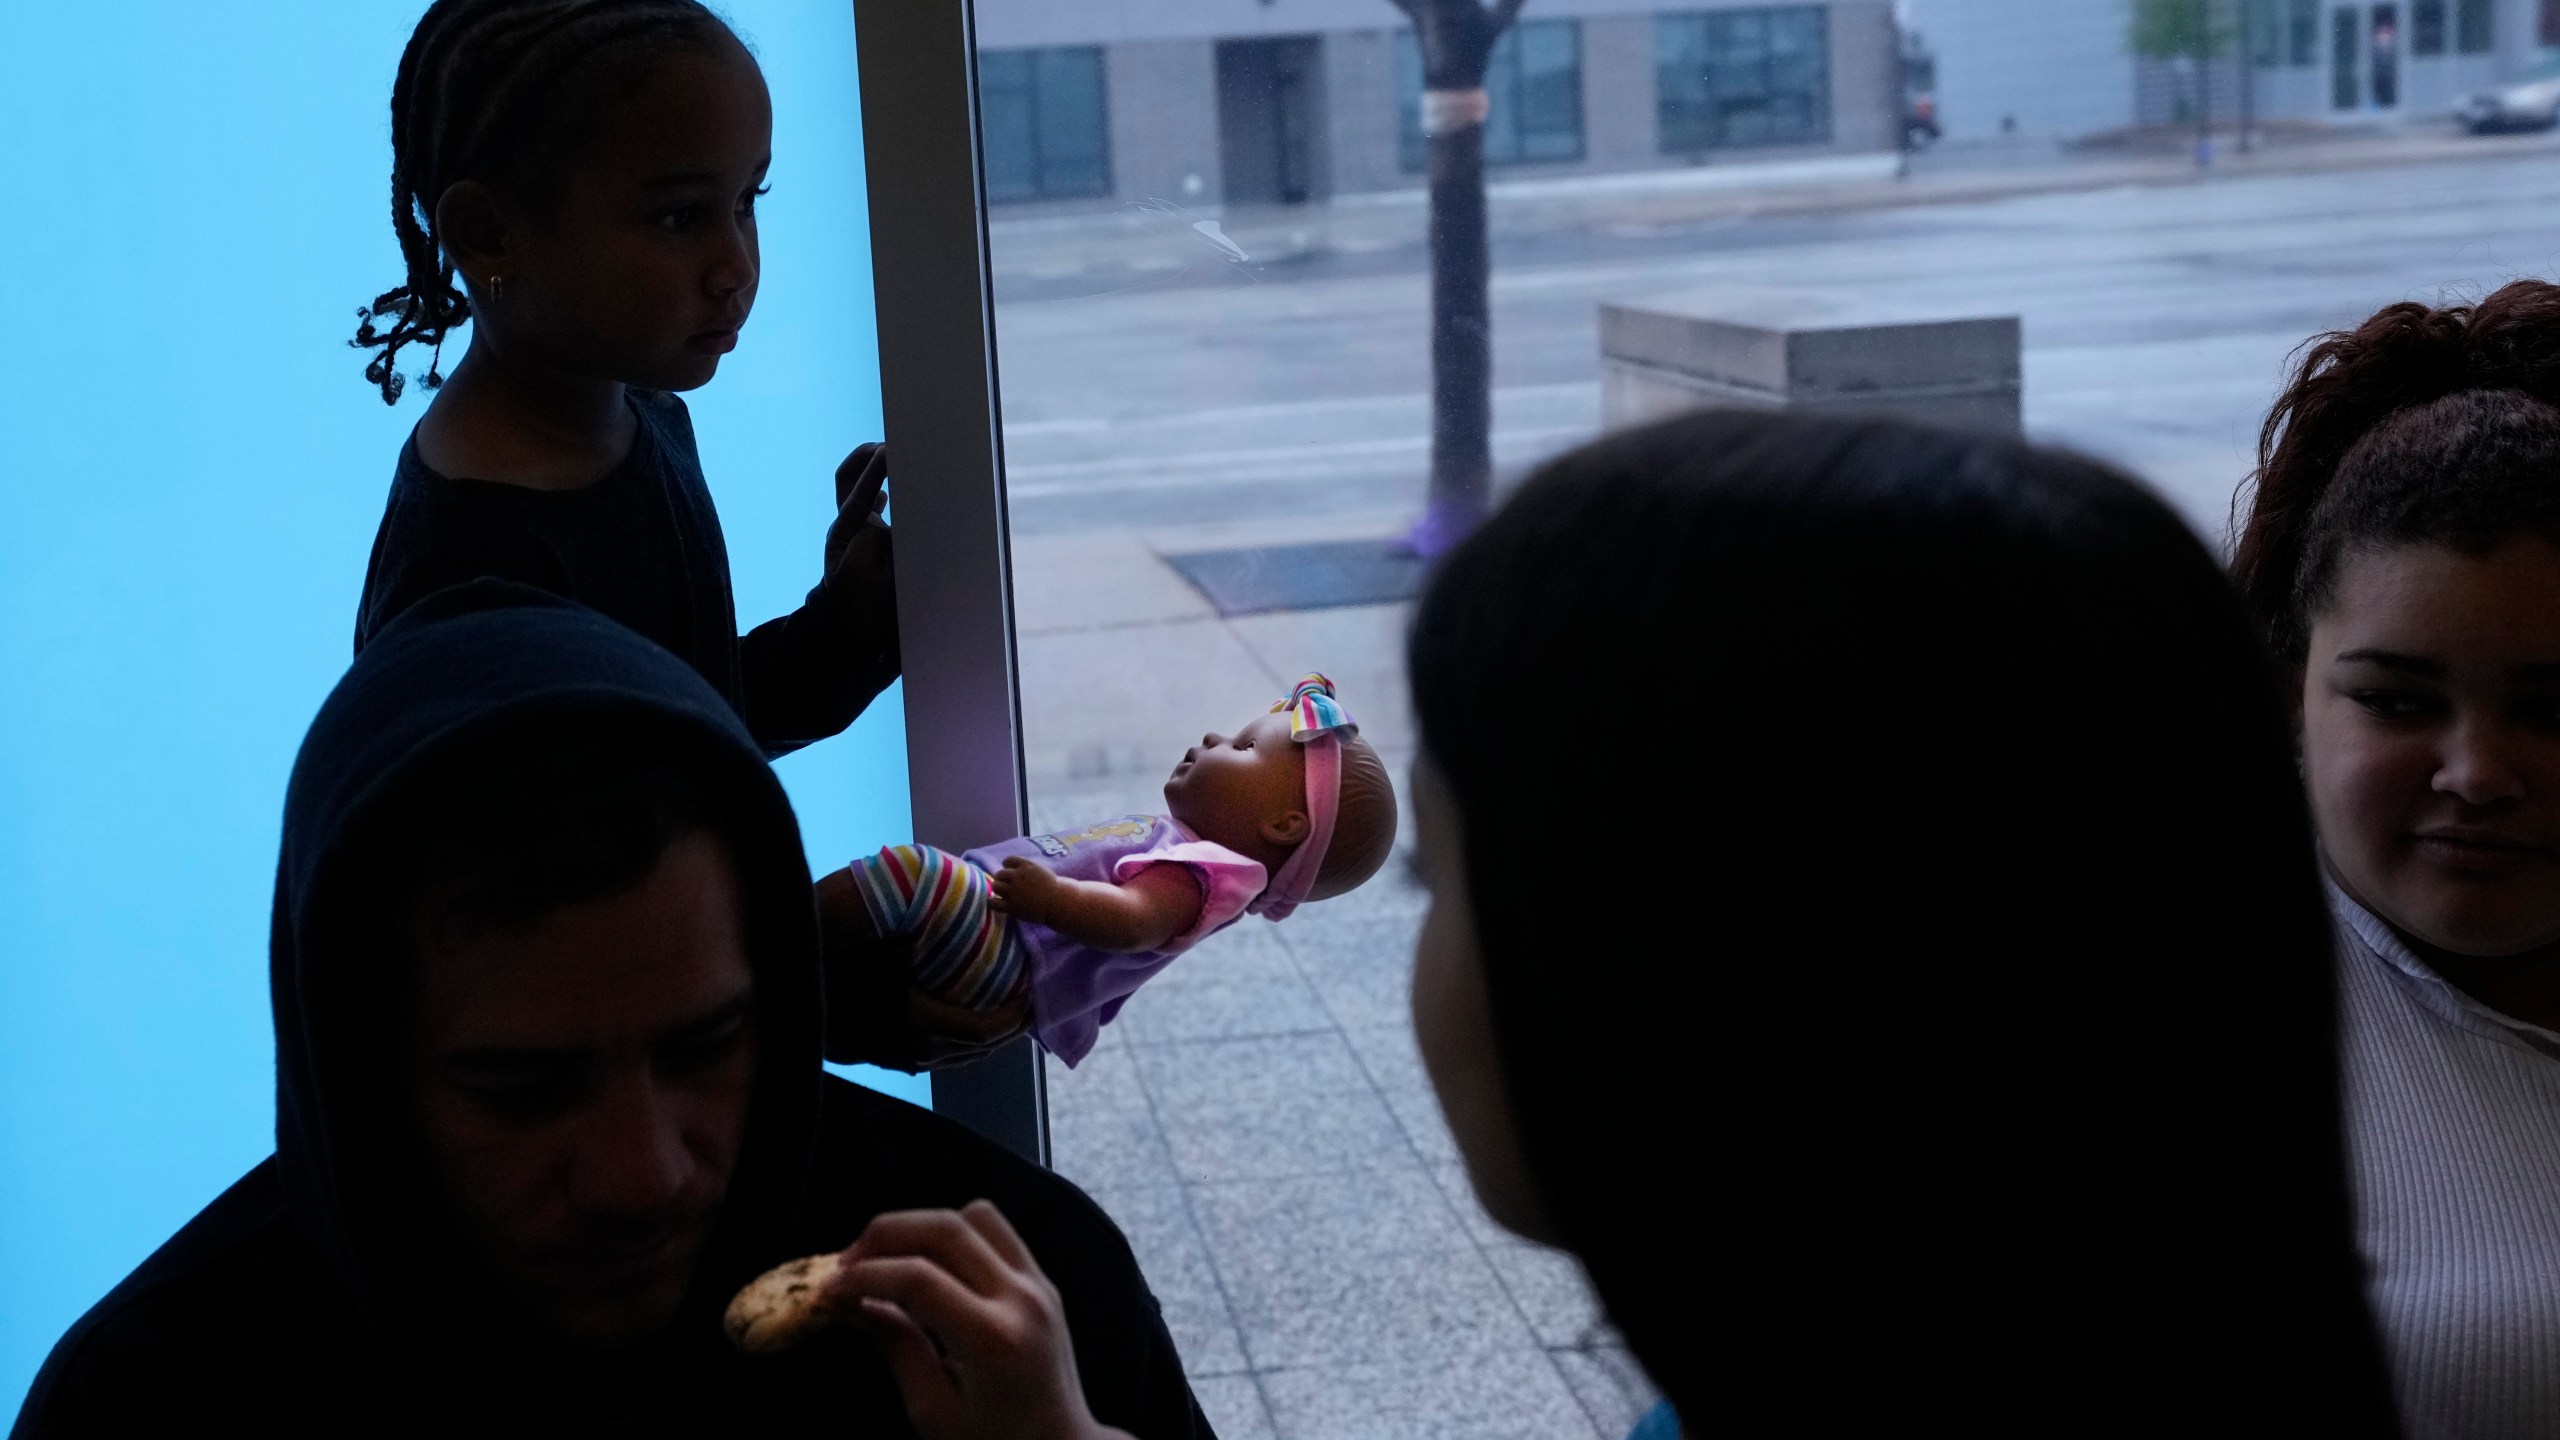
[1011,529,1218,635]
[1257,1352,1602,1440]
[1130,1032,1412,1185]
[1014,616,1286,788]
[1079,1183,1249,1379]
[1188,1374,1282,1440]
[1111,922,1337,1049]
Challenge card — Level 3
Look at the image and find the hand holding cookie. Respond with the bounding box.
[725,1200,1133,1440]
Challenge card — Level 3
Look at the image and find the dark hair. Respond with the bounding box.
[351,0,734,404]
[1410,412,2396,1436]
[2234,280,2560,661]
[388,723,727,954]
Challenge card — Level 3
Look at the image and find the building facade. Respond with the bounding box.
[1899,0,2550,145]
[969,0,1903,210]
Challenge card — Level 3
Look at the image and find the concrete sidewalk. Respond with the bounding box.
[990,121,2560,287]
[1012,531,1659,1440]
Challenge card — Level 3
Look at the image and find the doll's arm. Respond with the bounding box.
[989,858,1204,953]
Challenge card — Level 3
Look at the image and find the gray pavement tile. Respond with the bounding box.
[1340,1021,1458,1164]
[1046,1047,1184,1194]
[1045,1034,1150,1114]
[1224,1242,1538,1371]
[1189,1163,1475,1272]
[1189,1165,1535,1371]
[1548,1344,1662,1440]
[1130,1033,1411,1183]
[1281,913,1422,1034]
[1223,603,1417,755]
[1257,1352,1602,1440]
[1050,1101,1185,1194]
[1079,1184,1249,1378]
[1117,923,1335,1048]
[1186,1374,1280,1440]
[1025,777,1166,838]
[1481,1241,1608,1350]
[1011,530,1217,635]
[1015,618,1284,791]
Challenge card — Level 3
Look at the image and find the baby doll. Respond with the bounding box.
[846,675,1397,1066]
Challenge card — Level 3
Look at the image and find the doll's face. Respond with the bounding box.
[1164,711,1308,864]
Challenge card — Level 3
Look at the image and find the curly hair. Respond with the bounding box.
[2233,279,2560,660]
[351,0,734,404]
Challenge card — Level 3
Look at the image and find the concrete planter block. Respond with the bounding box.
[1600,287,2022,435]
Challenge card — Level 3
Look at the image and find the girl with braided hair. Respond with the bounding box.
[351,0,897,760]
[2234,278,2560,1440]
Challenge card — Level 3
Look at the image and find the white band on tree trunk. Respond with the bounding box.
[1421,88,1491,136]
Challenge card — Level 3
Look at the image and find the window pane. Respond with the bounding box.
[2416,0,2448,53]
[1394,30,1426,172]
[2291,0,2322,64]
[1483,27,1527,165]
[1034,47,1111,198]
[1661,7,1832,153]
[1516,21,1586,162]
[1398,22,1581,171]
[978,53,1039,203]
[2460,0,2498,51]
[2335,7,2362,108]
[978,46,1109,202]
[2248,0,2282,65]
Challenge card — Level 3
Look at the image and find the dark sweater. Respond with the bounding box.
[12,587,1205,1440]
[354,391,896,757]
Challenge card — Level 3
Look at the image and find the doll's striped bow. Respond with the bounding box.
[1272,674,1357,742]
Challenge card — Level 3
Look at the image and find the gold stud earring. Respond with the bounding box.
[487,274,505,300]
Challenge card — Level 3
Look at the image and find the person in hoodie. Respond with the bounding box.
[9,584,1208,1439]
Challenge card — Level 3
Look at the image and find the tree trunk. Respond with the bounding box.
[1396,0,1525,557]
[1414,112,1493,555]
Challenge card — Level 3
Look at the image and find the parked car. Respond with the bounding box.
[2457,55,2560,133]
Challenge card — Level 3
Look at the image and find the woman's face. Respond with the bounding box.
[2302,536,2560,956]
[1409,756,1557,1244]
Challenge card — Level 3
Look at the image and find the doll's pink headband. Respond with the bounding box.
[1248,674,1356,921]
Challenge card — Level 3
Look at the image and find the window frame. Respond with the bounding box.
[853,0,1047,1163]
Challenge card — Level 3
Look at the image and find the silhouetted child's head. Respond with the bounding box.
[1162,676,1395,910]
[354,0,770,404]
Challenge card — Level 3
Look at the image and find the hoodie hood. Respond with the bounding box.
[269,581,824,1413]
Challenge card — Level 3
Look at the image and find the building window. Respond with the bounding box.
[1657,6,1832,153]
[2415,0,2448,51]
[2460,0,2496,51]
[1396,20,1586,171]
[2289,0,2321,64]
[978,47,1110,203]
[2247,0,2282,65]
[2334,6,2362,107]
[2545,0,2560,46]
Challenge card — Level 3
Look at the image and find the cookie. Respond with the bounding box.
[724,1251,844,1353]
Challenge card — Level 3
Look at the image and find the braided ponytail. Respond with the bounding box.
[351,0,729,404]
[2233,280,2560,660]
